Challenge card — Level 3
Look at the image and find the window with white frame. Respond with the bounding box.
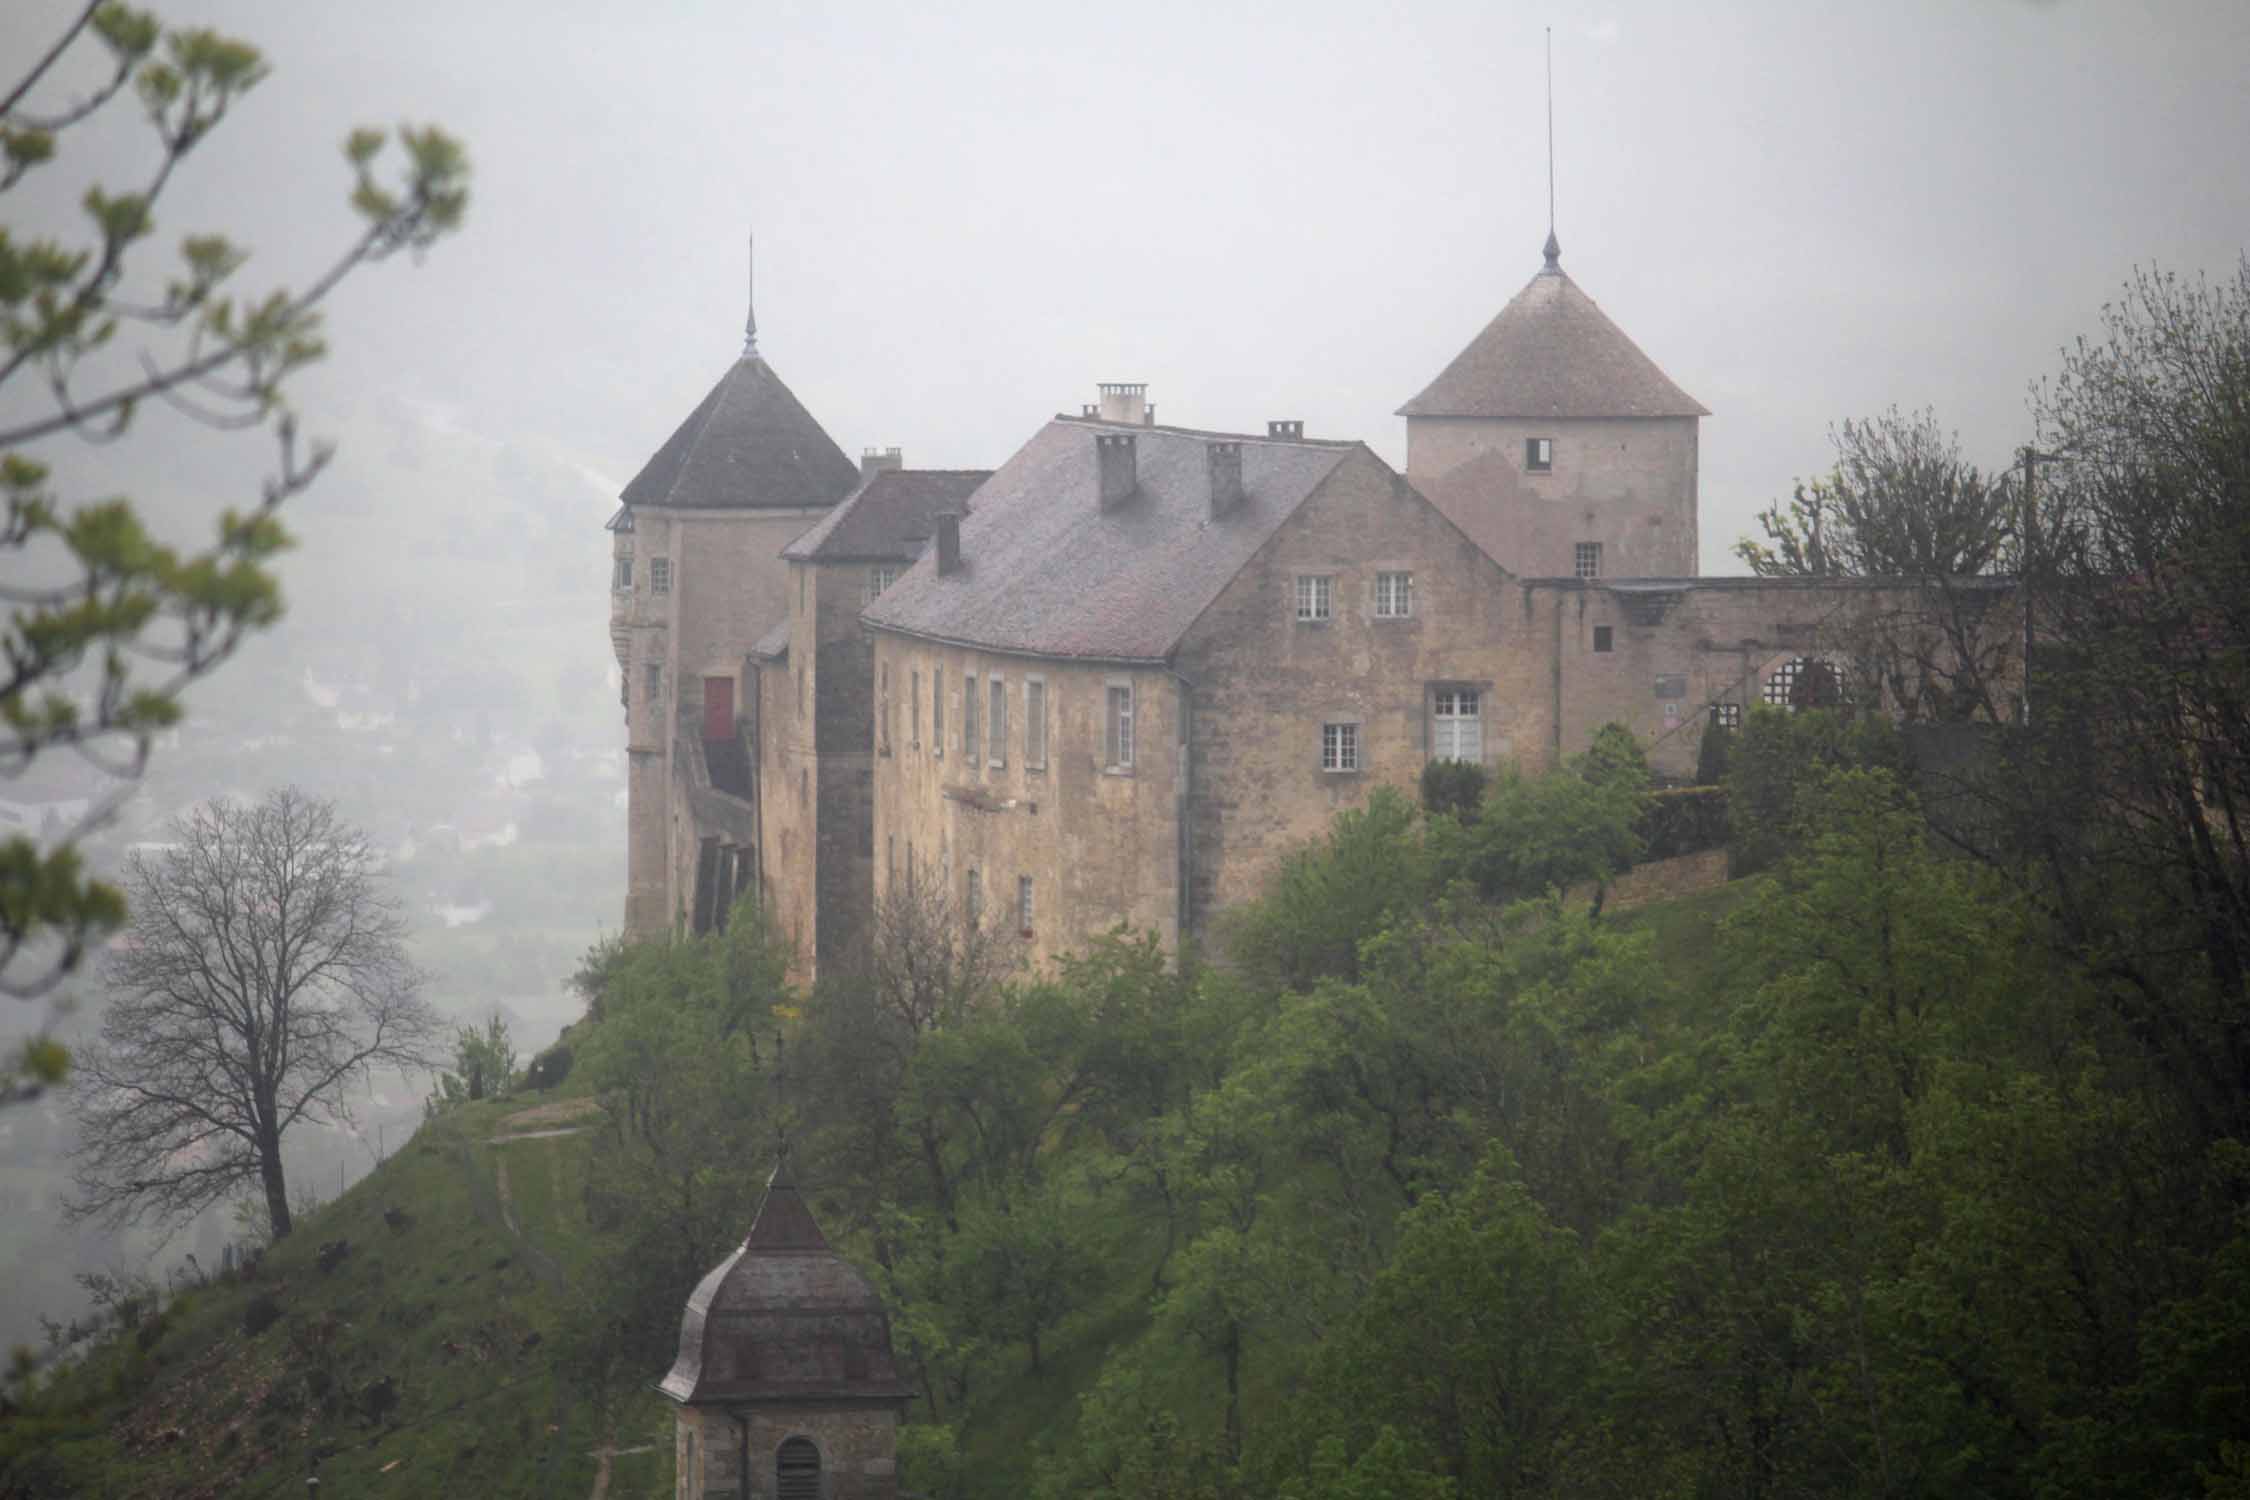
[910,669,922,750]
[650,557,672,594]
[613,548,633,590]
[1017,875,1034,934]
[963,673,980,762]
[1025,679,1047,769]
[933,667,945,756]
[1105,683,1134,770]
[989,676,1008,767]
[1432,686,1482,763]
[1375,571,1414,619]
[1322,721,1360,772]
[1294,573,1333,622]
[1574,542,1602,579]
[1712,703,1742,730]
[879,663,893,754]
[1764,656,1844,710]
[1527,437,1554,472]
[865,565,899,604]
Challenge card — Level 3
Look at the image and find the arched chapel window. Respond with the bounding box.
[777,1435,821,1500]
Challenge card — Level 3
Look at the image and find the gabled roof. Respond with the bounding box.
[781,468,992,563]
[1399,254,1707,421]
[860,417,1361,663]
[747,618,790,663]
[620,355,861,512]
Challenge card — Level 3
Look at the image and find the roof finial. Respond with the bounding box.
[1543,27,1561,272]
[743,232,760,359]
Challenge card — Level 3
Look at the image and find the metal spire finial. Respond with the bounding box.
[1543,27,1561,272]
[743,233,760,359]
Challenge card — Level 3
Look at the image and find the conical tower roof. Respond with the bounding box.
[658,1159,913,1408]
[620,352,861,512]
[1399,250,1707,421]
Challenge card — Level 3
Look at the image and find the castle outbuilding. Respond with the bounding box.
[660,1160,912,1499]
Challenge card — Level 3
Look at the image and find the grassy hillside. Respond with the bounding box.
[3,875,1759,1500]
[2,1090,672,1499]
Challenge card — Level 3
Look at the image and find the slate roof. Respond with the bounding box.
[658,1160,913,1407]
[747,618,790,662]
[781,468,993,563]
[859,418,1364,663]
[619,355,861,512]
[1399,256,1708,420]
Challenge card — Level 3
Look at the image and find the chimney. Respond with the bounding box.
[861,446,903,480]
[935,511,962,575]
[1096,382,1148,425]
[1267,419,1304,440]
[1097,433,1137,509]
[1208,441,1243,518]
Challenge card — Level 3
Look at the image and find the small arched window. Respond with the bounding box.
[777,1435,821,1500]
[1764,655,1845,712]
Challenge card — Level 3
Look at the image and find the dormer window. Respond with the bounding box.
[1526,437,1554,473]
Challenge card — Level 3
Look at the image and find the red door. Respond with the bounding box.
[702,676,734,740]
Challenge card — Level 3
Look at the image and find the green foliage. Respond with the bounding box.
[0,2,468,1081]
[523,1042,573,1090]
[1226,787,1430,989]
[1638,784,1729,861]
[1417,757,1486,820]
[428,1015,517,1110]
[1695,712,1733,785]
[1724,702,1904,874]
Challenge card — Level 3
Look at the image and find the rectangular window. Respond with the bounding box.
[1025,679,1047,769]
[933,667,945,757]
[644,662,663,702]
[651,557,673,594]
[910,670,922,750]
[1712,703,1742,730]
[1593,625,1613,653]
[963,674,980,762]
[1374,571,1414,619]
[1432,687,1482,763]
[966,868,982,929]
[1575,542,1602,579]
[613,549,633,590]
[989,677,1008,767]
[879,663,893,754]
[1322,721,1360,772]
[1294,573,1332,622]
[1527,437,1554,472]
[1105,683,1134,770]
[1018,874,1034,934]
[865,565,899,604]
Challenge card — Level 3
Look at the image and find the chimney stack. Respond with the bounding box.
[1096,382,1148,426]
[1267,420,1304,440]
[861,446,904,480]
[1097,433,1138,509]
[1208,441,1243,518]
[935,511,962,575]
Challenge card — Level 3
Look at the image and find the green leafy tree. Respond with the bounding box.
[1,2,467,1100]
[428,1013,516,1109]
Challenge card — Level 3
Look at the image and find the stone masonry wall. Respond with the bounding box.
[1406,414,1698,578]
[674,1404,899,1500]
[1173,447,1517,933]
[870,636,1181,970]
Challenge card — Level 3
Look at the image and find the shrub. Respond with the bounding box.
[1640,786,1730,861]
[242,1295,282,1338]
[1419,759,1488,820]
[525,1043,573,1090]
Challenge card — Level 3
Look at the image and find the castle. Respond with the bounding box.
[608,231,2009,979]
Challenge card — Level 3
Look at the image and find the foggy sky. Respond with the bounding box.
[8,0,2250,572]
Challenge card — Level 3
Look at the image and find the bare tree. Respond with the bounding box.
[68,787,438,1240]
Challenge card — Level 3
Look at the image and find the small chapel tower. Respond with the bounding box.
[659,1159,912,1499]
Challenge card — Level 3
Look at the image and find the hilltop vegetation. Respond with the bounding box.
[8,702,2250,1498]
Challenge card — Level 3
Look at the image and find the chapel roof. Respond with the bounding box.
[1398,245,1707,421]
[782,468,993,563]
[657,1159,912,1408]
[619,354,861,513]
[858,417,1365,663]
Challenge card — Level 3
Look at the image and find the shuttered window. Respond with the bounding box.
[963,674,980,762]
[1025,679,1047,768]
[933,667,945,756]
[1433,687,1482,763]
[777,1436,821,1500]
[989,677,1008,766]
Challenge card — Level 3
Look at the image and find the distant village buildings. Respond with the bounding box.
[607,232,2015,979]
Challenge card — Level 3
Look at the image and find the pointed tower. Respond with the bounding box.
[660,1159,912,1499]
[610,243,861,939]
[1399,237,1707,579]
